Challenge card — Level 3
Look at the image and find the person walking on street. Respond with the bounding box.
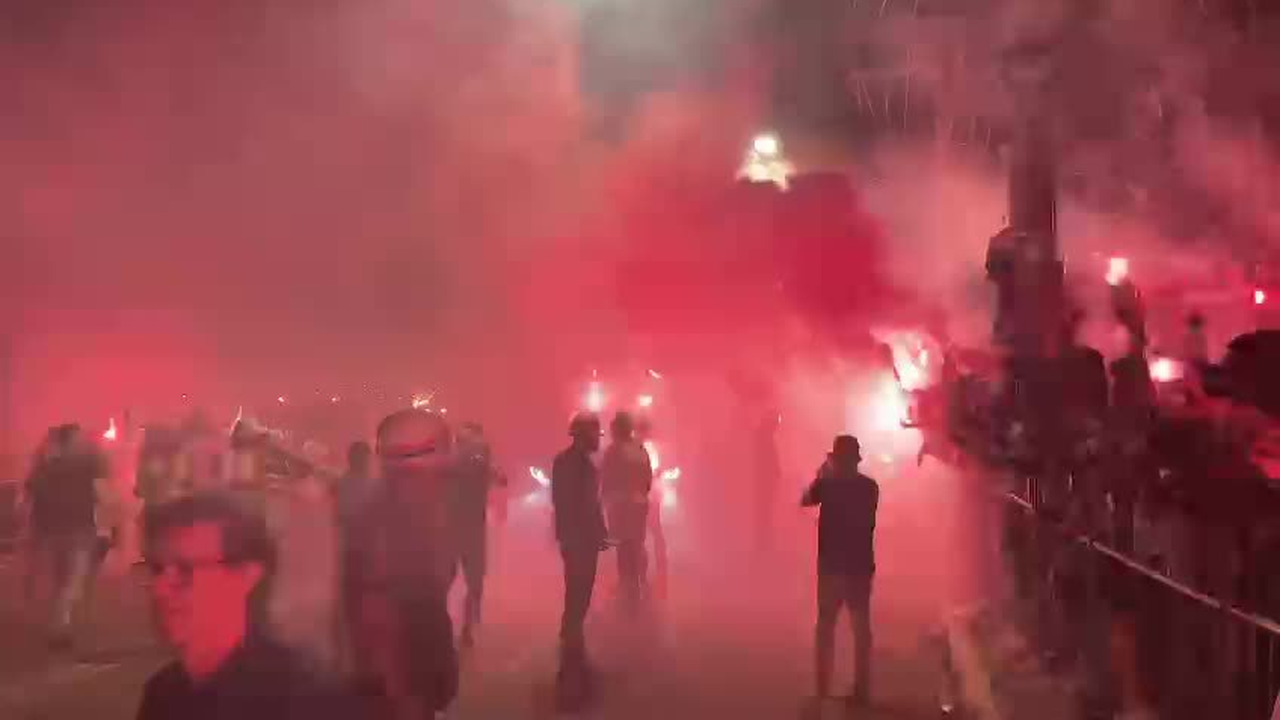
[599,411,652,615]
[24,423,110,648]
[802,434,879,712]
[448,422,507,649]
[552,412,610,710]
[342,410,460,719]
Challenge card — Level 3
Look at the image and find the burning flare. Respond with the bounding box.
[584,381,606,413]
[1106,257,1130,287]
[1150,357,1184,383]
[103,418,118,442]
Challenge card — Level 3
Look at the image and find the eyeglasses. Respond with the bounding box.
[142,558,236,586]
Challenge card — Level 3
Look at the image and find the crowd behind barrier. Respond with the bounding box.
[998,473,1280,720]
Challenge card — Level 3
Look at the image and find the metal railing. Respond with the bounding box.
[998,478,1280,720]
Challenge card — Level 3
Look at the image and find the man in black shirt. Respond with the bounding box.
[801,434,879,709]
[551,412,609,710]
[136,493,352,720]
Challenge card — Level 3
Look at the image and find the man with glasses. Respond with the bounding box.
[136,493,352,720]
[342,409,459,719]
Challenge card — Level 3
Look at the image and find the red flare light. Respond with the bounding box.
[1150,357,1184,383]
[1256,289,1267,306]
[1106,257,1130,286]
[103,418,118,442]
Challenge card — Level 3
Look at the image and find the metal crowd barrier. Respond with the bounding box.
[999,484,1280,720]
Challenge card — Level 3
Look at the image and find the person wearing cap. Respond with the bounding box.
[802,434,879,710]
[600,411,653,615]
[551,412,609,709]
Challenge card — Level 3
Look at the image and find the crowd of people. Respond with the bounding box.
[14,405,883,719]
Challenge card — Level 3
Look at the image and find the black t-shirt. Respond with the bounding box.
[137,638,357,720]
[803,471,879,577]
[551,446,607,549]
[27,451,105,535]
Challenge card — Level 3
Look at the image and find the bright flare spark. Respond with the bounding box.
[637,394,655,408]
[331,396,340,404]
[643,441,660,471]
[277,396,286,404]
[869,375,911,431]
[752,132,781,157]
[103,418,118,442]
[647,369,663,380]
[1256,289,1268,306]
[1150,357,1184,383]
[529,467,550,487]
[878,330,934,391]
[1106,257,1130,286]
[738,132,794,189]
[411,395,431,409]
[659,467,682,483]
[662,488,678,509]
[584,382,606,413]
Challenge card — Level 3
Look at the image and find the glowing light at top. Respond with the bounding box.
[738,131,794,190]
[584,381,606,413]
[637,394,655,409]
[1256,289,1268,306]
[103,418,118,442]
[330,396,340,404]
[647,369,663,380]
[658,467,682,483]
[277,396,287,404]
[752,133,781,157]
[529,466,550,487]
[411,394,432,409]
[1106,257,1130,286]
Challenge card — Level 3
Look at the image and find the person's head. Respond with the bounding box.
[376,409,455,496]
[610,411,635,443]
[568,412,602,454]
[347,441,373,476]
[142,493,275,656]
[831,434,862,470]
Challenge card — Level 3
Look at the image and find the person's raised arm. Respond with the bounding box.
[801,477,822,507]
